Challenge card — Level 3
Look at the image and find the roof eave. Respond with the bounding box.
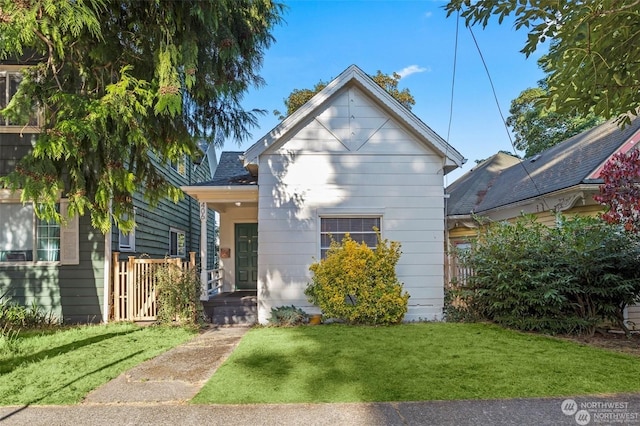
[181,185,258,204]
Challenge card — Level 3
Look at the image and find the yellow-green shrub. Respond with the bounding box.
[305,233,409,325]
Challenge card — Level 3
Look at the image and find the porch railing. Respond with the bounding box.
[446,252,473,287]
[206,268,224,297]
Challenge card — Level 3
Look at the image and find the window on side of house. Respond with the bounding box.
[169,156,186,176]
[0,68,39,127]
[118,213,135,252]
[320,217,381,259]
[169,228,186,257]
[0,202,60,262]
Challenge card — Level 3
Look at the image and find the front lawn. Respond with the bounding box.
[0,322,195,405]
[192,323,640,404]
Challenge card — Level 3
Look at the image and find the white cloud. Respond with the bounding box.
[424,11,433,18]
[396,65,431,79]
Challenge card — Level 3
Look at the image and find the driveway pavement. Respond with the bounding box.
[1,325,639,425]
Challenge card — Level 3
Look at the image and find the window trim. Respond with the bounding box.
[0,66,42,132]
[169,227,186,258]
[0,192,73,265]
[169,156,186,176]
[318,214,382,259]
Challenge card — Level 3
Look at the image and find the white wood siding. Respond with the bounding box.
[257,86,447,322]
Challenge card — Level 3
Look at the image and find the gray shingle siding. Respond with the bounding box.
[111,152,217,268]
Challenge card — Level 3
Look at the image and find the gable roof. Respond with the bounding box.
[242,64,465,174]
[450,118,640,215]
[446,152,521,216]
[191,151,256,187]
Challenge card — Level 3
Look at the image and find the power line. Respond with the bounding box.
[467,25,543,198]
[444,10,459,190]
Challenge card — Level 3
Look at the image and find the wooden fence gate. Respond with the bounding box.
[110,252,196,321]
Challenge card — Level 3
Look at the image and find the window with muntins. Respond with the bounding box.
[320,217,380,258]
[0,203,60,262]
[169,228,186,257]
[0,69,39,127]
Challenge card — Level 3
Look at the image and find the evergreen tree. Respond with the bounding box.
[0,0,284,233]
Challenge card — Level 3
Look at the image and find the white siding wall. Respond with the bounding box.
[256,86,447,322]
[218,206,258,292]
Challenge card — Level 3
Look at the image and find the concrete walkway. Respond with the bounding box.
[83,325,249,404]
[1,325,640,425]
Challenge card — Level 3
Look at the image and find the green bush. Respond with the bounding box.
[444,278,479,323]
[305,233,409,325]
[268,305,308,326]
[459,214,640,335]
[0,297,58,329]
[155,262,203,326]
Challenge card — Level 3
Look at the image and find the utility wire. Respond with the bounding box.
[467,25,543,198]
[444,10,459,190]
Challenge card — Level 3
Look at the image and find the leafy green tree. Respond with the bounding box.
[445,0,640,126]
[0,0,284,233]
[277,70,415,118]
[507,83,604,157]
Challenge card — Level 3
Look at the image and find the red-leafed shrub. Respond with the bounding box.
[594,149,640,232]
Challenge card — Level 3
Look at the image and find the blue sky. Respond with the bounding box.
[228,0,547,183]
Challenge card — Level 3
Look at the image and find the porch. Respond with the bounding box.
[182,153,259,313]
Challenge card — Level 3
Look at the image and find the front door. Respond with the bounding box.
[235,223,258,290]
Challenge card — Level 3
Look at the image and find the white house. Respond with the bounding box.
[183,64,465,323]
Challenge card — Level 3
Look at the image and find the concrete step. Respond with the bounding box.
[202,291,257,326]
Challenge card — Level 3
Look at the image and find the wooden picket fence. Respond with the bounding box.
[111,252,196,321]
[445,251,473,287]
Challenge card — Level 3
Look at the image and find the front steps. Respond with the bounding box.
[202,291,257,326]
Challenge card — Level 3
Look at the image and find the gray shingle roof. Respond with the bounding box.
[192,151,256,186]
[452,118,640,214]
[446,153,521,216]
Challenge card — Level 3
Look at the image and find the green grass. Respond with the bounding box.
[0,322,195,405]
[192,323,640,404]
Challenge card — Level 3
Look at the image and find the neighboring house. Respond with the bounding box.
[184,64,465,323]
[446,117,640,326]
[0,60,216,323]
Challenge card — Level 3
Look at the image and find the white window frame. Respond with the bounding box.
[319,215,381,259]
[0,193,78,265]
[169,156,186,176]
[169,228,186,258]
[118,212,135,252]
[0,66,42,131]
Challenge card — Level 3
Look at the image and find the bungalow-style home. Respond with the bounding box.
[184,64,466,324]
[0,60,216,323]
[446,117,640,326]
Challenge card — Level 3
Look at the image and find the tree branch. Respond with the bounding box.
[32,28,63,91]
